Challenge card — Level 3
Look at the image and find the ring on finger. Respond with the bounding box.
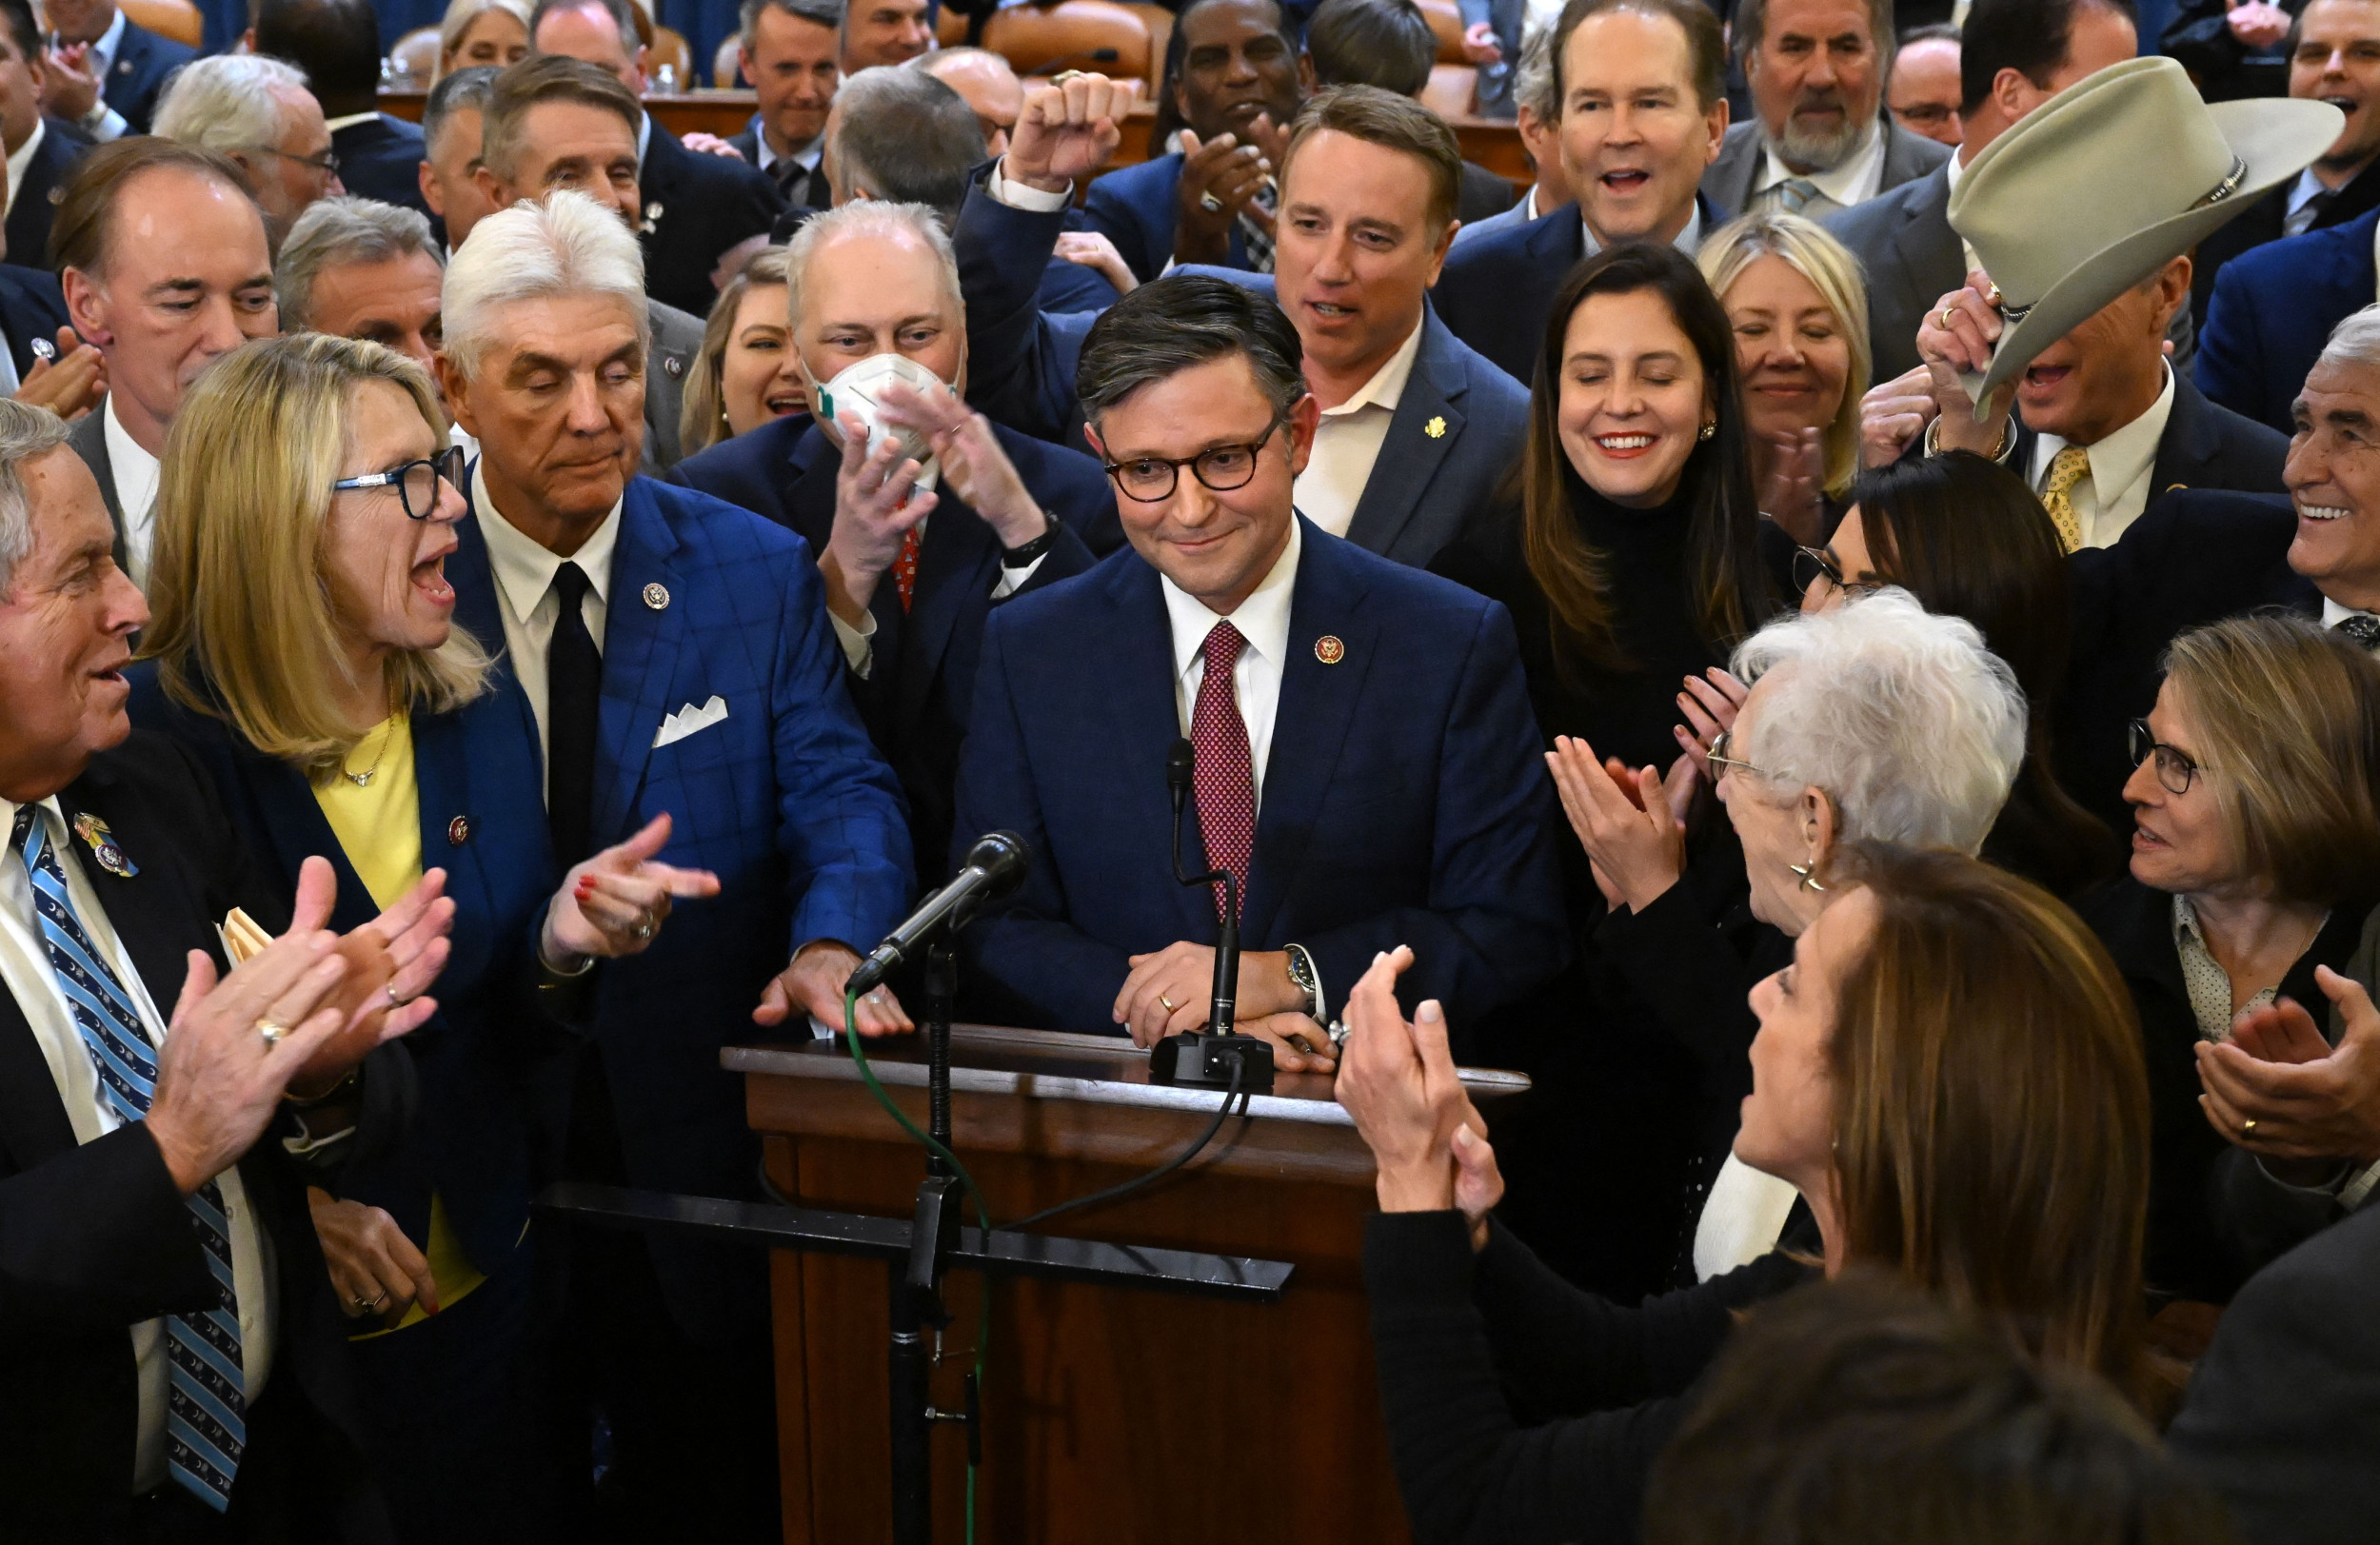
[256,1017,289,1046]
[1199,190,1223,214]
[350,1292,375,1314]
[1159,993,1177,1012]
[2244,1118,2259,1136]
[1938,305,1957,330]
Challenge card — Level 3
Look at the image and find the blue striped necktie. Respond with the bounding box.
[11,806,246,1511]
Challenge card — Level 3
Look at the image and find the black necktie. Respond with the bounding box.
[774,156,819,208]
[546,562,600,867]
[2335,612,2380,651]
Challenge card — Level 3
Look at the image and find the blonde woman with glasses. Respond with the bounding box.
[128,332,719,1539]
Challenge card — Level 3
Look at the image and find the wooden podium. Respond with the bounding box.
[730,1025,1527,1544]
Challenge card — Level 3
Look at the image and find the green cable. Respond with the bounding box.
[842,991,994,1545]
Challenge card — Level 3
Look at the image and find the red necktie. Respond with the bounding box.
[894,527,922,613]
[1192,622,1255,923]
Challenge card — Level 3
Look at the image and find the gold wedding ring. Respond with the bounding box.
[256,1017,289,1045]
[1159,994,1178,1012]
[2244,1118,2259,1136]
[1938,305,1958,330]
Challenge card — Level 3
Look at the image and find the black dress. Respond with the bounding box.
[1365,1210,1815,1545]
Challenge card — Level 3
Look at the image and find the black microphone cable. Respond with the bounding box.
[1006,1056,1251,1231]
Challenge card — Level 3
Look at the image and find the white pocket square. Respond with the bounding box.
[652,695,729,749]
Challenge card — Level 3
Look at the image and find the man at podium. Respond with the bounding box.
[949,274,1567,1062]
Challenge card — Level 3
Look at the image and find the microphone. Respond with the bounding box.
[1151,739,1272,1090]
[847,831,1030,998]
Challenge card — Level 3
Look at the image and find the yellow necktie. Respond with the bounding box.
[2040,446,2091,553]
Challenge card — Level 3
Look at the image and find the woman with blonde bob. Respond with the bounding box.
[129,332,721,1539]
[1696,209,1871,546]
[2079,613,2380,1302]
[680,244,803,456]
[437,0,531,79]
[1341,843,2161,1545]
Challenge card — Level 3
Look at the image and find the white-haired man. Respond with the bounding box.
[433,188,909,1540]
[150,52,343,242]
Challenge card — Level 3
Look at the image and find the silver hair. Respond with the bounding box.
[276,197,445,331]
[1515,23,1557,121]
[442,189,651,381]
[2318,304,2380,377]
[0,402,77,598]
[153,54,311,157]
[1731,586,2026,855]
[782,200,960,331]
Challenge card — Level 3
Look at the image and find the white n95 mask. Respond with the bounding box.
[814,353,947,488]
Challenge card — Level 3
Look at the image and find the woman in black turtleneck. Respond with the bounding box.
[1430,245,1787,1302]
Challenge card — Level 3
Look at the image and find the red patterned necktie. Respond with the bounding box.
[1192,621,1255,923]
[894,527,922,612]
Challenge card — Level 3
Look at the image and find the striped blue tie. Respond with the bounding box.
[11,806,246,1511]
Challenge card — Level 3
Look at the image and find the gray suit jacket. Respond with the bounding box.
[1700,117,1950,226]
[66,402,126,574]
[642,297,703,473]
[1827,160,2196,384]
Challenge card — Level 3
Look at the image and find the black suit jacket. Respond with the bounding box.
[2062,488,2316,835]
[728,121,830,211]
[667,412,1108,882]
[328,113,429,218]
[6,117,90,270]
[0,733,393,1542]
[95,16,195,136]
[2005,368,2288,516]
[2168,1196,2380,1545]
[637,116,786,321]
[0,261,69,381]
[66,399,127,575]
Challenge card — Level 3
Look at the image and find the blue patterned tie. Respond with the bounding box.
[11,806,246,1511]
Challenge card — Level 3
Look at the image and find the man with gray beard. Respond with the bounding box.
[1701,0,1948,219]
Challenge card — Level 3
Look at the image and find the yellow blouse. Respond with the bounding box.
[312,712,487,1336]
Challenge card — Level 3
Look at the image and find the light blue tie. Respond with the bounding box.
[12,806,246,1511]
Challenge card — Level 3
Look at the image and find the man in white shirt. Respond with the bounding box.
[56,137,279,591]
[1702,0,1950,220]
[0,394,448,1537]
[949,271,1568,1063]
[36,0,195,139]
[732,0,840,208]
[0,0,88,274]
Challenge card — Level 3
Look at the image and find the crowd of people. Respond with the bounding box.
[4,0,2380,1540]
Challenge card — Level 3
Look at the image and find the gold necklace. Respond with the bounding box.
[341,716,396,788]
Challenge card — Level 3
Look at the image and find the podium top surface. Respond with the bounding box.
[724,1023,1530,1128]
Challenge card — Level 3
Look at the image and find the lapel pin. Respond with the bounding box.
[72,813,136,877]
[663,355,683,379]
[1423,416,1446,439]
[447,815,471,846]
[1315,635,1345,664]
[116,60,131,75]
[643,582,670,610]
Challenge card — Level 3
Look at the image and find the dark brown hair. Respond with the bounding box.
[1521,242,1773,672]
[480,52,643,182]
[50,138,257,275]
[1827,843,2158,1411]
[1280,85,1462,234]
[1549,0,1729,111]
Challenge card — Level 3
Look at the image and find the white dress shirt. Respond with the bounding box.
[1293,319,1424,538]
[0,797,275,1494]
[1583,203,1703,262]
[1160,518,1301,816]
[5,115,45,217]
[1749,121,1889,219]
[748,115,825,181]
[61,8,131,143]
[2325,595,2380,637]
[471,463,622,768]
[104,395,162,591]
[2025,362,2176,549]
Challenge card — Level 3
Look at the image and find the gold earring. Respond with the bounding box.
[1697,423,1716,442]
[1790,863,1827,893]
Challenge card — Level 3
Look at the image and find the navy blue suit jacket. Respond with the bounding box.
[126,666,554,1277]
[1082,150,1253,285]
[2199,204,2378,436]
[0,262,69,381]
[329,112,430,218]
[450,474,911,1333]
[98,16,194,136]
[6,118,89,270]
[669,412,1109,884]
[951,519,1570,1034]
[1433,197,1729,385]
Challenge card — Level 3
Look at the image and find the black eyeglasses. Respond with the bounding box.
[1101,407,1290,504]
[1790,545,1881,601]
[332,446,466,520]
[251,143,341,176]
[2128,718,2204,796]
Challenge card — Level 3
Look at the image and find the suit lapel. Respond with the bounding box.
[449,496,509,669]
[594,479,690,847]
[55,767,223,1028]
[215,745,377,935]
[1343,308,1467,557]
[899,499,995,721]
[410,709,501,985]
[1100,557,1216,942]
[70,407,126,576]
[2149,373,2219,500]
[1894,168,1961,318]
[1240,525,1375,948]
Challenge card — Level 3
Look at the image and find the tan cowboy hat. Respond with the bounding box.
[1948,55,2341,415]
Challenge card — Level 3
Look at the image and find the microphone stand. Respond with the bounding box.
[1149,744,1277,1092]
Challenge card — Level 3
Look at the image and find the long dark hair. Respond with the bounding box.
[1520,243,1773,673]
[1848,452,2122,895]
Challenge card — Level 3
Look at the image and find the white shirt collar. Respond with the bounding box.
[471,460,622,629]
[2031,361,2175,538]
[322,110,381,133]
[1160,517,1301,685]
[1580,202,1702,261]
[747,113,824,174]
[6,116,44,209]
[2324,594,2378,630]
[2289,166,2329,219]
[71,7,128,69]
[1319,319,1424,422]
[1754,119,1888,208]
[637,109,652,165]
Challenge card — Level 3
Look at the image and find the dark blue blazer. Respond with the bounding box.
[950,518,1570,1034]
[955,174,1106,451]
[98,15,195,136]
[1181,267,1531,567]
[637,115,787,323]
[329,112,430,218]
[669,411,1109,884]
[2199,204,2378,437]
[6,118,89,271]
[0,262,69,382]
[1433,196,1730,386]
[449,474,911,1334]
[1082,150,1254,285]
[126,665,554,1278]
